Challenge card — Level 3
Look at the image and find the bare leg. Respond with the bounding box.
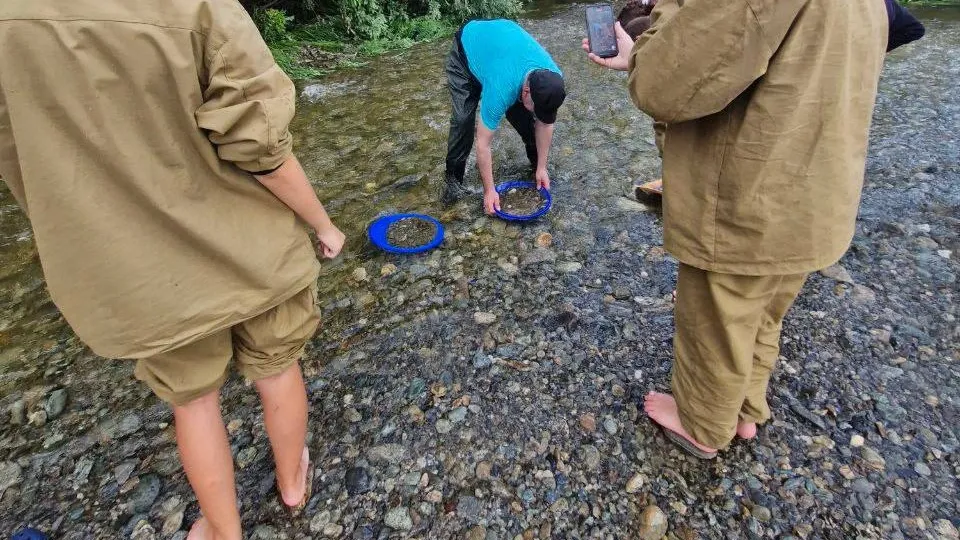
[174,391,242,540]
[255,362,310,506]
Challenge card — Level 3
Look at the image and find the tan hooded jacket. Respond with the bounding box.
[0,0,320,358]
[630,0,888,274]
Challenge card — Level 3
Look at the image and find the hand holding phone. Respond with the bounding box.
[586,4,619,58]
[582,21,635,72]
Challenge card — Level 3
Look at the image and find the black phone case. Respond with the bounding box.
[586,5,619,58]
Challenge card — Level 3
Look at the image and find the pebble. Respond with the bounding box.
[860,447,886,470]
[235,447,258,469]
[0,461,23,497]
[380,263,397,277]
[130,519,156,540]
[603,417,619,435]
[161,508,185,536]
[435,419,453,434]
[934,519,960,539]
[343,407,362,423]
[625,473,645,494]
[345,467,372,496]
[498,261,519,274]
[850,478,875,494]
[310,510,331,533]
[476,461,492,481]
[448,407,468,424]
[521,247,557,266]
[45,389,68,419]
[820,264,854,283]
[8,400,25,425]
[583,445,601,471]
[129,474,162,513]
[474,312,497,325]
[384,507,413,531]
[352,267,368,282]
[226,419,243,434]
[457,495,483,522]
[322,524,344,537]
[579,413,597,433]
[850,434,865,447]
[850,284,877,305]
[637,505,668,540]
[367,444,406,464]
[752,505,772,522]
[557,261,583,273]
[472,349,492,369]
[466,525,487,540]
[28,409,47,427]
[535,232,553,248]
[914,462,931,476]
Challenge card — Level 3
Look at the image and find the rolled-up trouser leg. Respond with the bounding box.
[505,102,538,168]
[671,264,801,449]
[739,273,807,424]
[445,31,481,186]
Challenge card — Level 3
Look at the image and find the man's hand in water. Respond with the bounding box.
[483,189,501,215]
[583,22,635,71]
[316,224,346,259]
[535,167,551,190]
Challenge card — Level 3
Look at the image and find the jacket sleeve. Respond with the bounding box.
[195,8,295,173]
[886,0,925,52]
[627,0,806,124]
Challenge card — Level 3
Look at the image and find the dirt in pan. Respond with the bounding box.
[386,217,438,248]
[500,187,547,216]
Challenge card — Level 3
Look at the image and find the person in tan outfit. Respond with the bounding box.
[585,0,888,458]
[0,0,344,537]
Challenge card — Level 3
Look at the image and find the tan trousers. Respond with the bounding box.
[672,264,808,449]
[135,285,320,405]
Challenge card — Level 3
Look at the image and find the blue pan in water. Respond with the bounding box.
[368,213,445,254]
[494,181,552,222]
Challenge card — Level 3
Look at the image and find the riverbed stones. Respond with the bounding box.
[625,473,645,494]
[474,312,497,325]
[345,467,372,496]
[384,507,412,531]
[0,461,22,498]
[860,447,886,471]
[45,388,68,419]
[367,444,405,464]
[583,445,601,471]
[820,264,854,283]
[8,400,25,425]
[579,413,597,433]
[129,474,161,513]
[637,505,668,539]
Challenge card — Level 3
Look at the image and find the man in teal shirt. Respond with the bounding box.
[443,19,566,213]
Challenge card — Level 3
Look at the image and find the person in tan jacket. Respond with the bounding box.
[0,0,344,536]
[585,0,888,458]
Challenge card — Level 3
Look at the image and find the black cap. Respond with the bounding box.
[528,69,566,124]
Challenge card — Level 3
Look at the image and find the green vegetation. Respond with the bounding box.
[246,0,525,79]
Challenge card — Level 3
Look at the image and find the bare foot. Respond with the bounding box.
[279,447,309,507]
[186,517,211,540]
[737,421,757,440]
[644,392,717,455]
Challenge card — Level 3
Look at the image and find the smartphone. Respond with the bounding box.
[586,4,618,58]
